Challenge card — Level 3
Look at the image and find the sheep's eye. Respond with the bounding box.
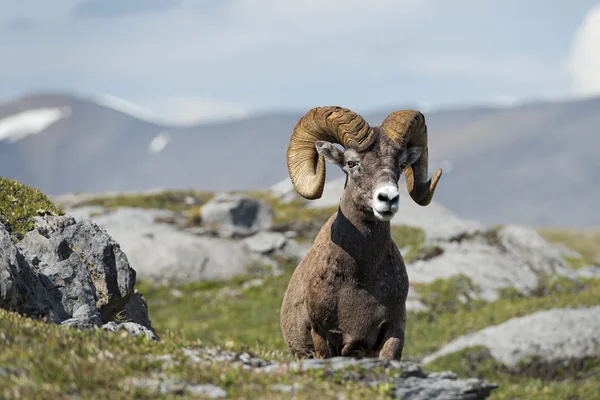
[347,161,357,169]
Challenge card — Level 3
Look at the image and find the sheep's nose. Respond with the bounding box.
[377,192,399,204]
[373,185,400,213]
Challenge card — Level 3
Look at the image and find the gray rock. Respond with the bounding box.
[148,347,497,399]
[407,224,583,304]
[0,222,58,321]
[121,291,158,337]
[125,376,227,398]
[422,306,600,367]
[186,383,228,398]
[256,356,497,399]
[61,303,102,329]
[496,225,572,276]
[242,231,287,254]
[18,217,136,323]
[394,374,498,400]
[102,321,159,341]
[67,207,278,284]
[201,193,274,238]
[0,216,156,336]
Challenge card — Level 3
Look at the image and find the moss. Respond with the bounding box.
[414,274,483,315]
[0,176,63,241]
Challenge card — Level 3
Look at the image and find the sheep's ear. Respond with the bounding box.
[399,147,422,168]
[316,141,344,167]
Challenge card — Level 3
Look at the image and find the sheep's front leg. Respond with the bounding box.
[378,314,406,360]
[378,330,405,360]
[310,327,329,358]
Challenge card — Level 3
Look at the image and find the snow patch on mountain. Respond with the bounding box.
[0,107,71,143]
[148,131,171,154]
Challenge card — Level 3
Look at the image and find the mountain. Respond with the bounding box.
[1,92,599,228]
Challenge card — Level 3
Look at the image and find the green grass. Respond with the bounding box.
[426,346,600,400]
[0,309,393,400]
[74,190,215,214]
[538,227,600,265]
[0,176,64,241]
[137,264,600,400]
[5,182,600,398]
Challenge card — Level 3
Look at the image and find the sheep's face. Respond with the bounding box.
[316,133,422,222]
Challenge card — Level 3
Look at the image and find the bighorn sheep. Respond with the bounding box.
[279,106,442,360]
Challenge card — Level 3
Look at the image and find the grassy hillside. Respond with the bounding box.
[4,186,600,399]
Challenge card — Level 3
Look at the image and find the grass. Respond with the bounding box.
[4,182,600,398]
[135,264,600,400]
[538,227,600,265]
[427,346,600,400]
[74,190,215,214]
[0,309,392,400]
[0,176,64,241]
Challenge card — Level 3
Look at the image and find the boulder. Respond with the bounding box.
[66,207,280,284]
[0,222,58,321]
[201,193,274,238]
[422,306,600,368]
[17,215,136,323]
[407,224,593,304]
[0,216,157,338]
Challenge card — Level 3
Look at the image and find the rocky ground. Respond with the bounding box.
[2,175,600,399]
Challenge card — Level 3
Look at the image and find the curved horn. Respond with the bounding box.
[286,106,375,200]
[380,110,442,206]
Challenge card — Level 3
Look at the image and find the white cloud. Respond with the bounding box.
[568,4,600,97]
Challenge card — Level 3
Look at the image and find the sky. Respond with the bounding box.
[1,0,600,124]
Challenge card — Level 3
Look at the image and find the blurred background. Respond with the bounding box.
[1,0,599,228]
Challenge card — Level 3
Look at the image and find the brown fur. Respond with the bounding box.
[280,133,411,360]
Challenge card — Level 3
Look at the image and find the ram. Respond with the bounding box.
[279,106,442,360]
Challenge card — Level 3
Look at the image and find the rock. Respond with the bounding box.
[102,321,159,341]
[0,216,156,336]
[0,222,57,321]
[242,231,287,254]
[125,375,227,398]
[150,347,497,399]
[121,291,158,337]
[407,224,582,303]
[257,356,498,399]
[422,306,600,368]
[67,207,278,284]
[201,193,274,238]
[496,225,572,275]
[61,303,102,329]
[17,216,136,323]
[241,278,263,290]
[393,373,498,400]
